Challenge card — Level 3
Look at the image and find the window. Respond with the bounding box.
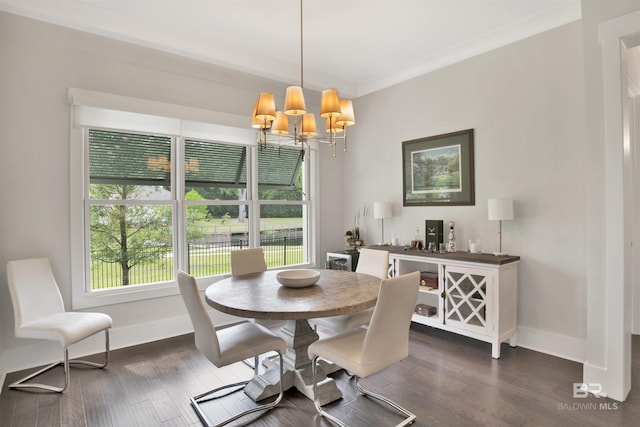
[257,147,307,268]
[88,130,175,289]
[183,140,306,277]
[69,89,313,308]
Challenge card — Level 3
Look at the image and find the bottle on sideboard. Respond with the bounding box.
[447,221,456,252]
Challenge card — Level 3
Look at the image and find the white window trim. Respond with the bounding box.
[69,88,317,309]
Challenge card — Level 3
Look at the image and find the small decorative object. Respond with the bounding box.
[352,205,368,247]
[468,239,481,253]
[425,220,444,251]
[411,228,424,250]
[353,227,364,247]
[402,129,475,206]
[488,198,514,256]
[345,230,354,248]
[414,304,437,317]
[420,271,438,289]
[276,269,320,288]
[447,221,456,252]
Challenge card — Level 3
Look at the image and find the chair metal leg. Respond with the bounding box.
[311,355,348,427]
[69,328,110,370]
[241,354,261,373]
[311,355,416,427]
[190,350,285,427]
[9,329,110,393]
[8,353,68,393]
[355,377,416,427]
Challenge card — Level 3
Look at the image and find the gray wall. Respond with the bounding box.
[0,11,344,377]
[345,21,588,359]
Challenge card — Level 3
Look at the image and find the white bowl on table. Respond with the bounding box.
[276,269,320,288]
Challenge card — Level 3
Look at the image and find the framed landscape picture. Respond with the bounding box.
[402,129,475,206]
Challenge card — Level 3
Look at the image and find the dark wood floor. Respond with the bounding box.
[1,324,639,427]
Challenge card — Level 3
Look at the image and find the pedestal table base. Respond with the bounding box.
[243,319,342,406]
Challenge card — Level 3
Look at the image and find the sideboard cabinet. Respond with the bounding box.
[374,246,519,358]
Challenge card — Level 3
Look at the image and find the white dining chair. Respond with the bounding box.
[230,246,279,370]
[308,271,420,427]
[313,248,389,333]
[177,270,287,427]
[6,257,112,393]
[230,247,267,276]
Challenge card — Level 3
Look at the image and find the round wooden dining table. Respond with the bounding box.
[205,268,381,405]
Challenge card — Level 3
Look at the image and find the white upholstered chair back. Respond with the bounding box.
[7,257,66,333]
[355,248,389,279]
[361,271,420,373]
[177,271,222,365]
[231,247,267,276]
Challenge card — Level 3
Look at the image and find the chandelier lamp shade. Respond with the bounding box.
[251,0,355,156]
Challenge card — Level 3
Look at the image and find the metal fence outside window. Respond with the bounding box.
[90,234,303,289]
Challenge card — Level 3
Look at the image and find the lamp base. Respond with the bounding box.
[492,251,508,256]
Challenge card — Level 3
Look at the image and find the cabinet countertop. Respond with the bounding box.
[367,245,520,265]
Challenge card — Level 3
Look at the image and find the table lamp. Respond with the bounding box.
[373,202,392,245]
[488,198,514,256]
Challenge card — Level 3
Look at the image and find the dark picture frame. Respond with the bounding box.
[402,129,475,206]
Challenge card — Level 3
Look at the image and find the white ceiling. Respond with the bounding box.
[0,0,581,98]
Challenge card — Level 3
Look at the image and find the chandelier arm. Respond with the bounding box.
[344,127,348,152]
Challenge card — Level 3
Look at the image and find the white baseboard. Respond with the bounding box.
[515,325,586,363]
[583,353,633,401]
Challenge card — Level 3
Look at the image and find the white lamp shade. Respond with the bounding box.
[320,89,341,118]
[301,113,317,136]
[373,202,392,219]
[255,92,276,121]
[251,103,270,129]
[270,111,289,135]
[284,86,306,116]
[336,99,355,126]
[488,198,514,221]
[326,116,344,133]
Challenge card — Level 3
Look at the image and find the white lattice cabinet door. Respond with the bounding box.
[443,265,493,337]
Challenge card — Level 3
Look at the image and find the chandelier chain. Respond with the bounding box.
[299,0,304,88]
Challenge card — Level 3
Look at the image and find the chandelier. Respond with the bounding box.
[251,0,355,156]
